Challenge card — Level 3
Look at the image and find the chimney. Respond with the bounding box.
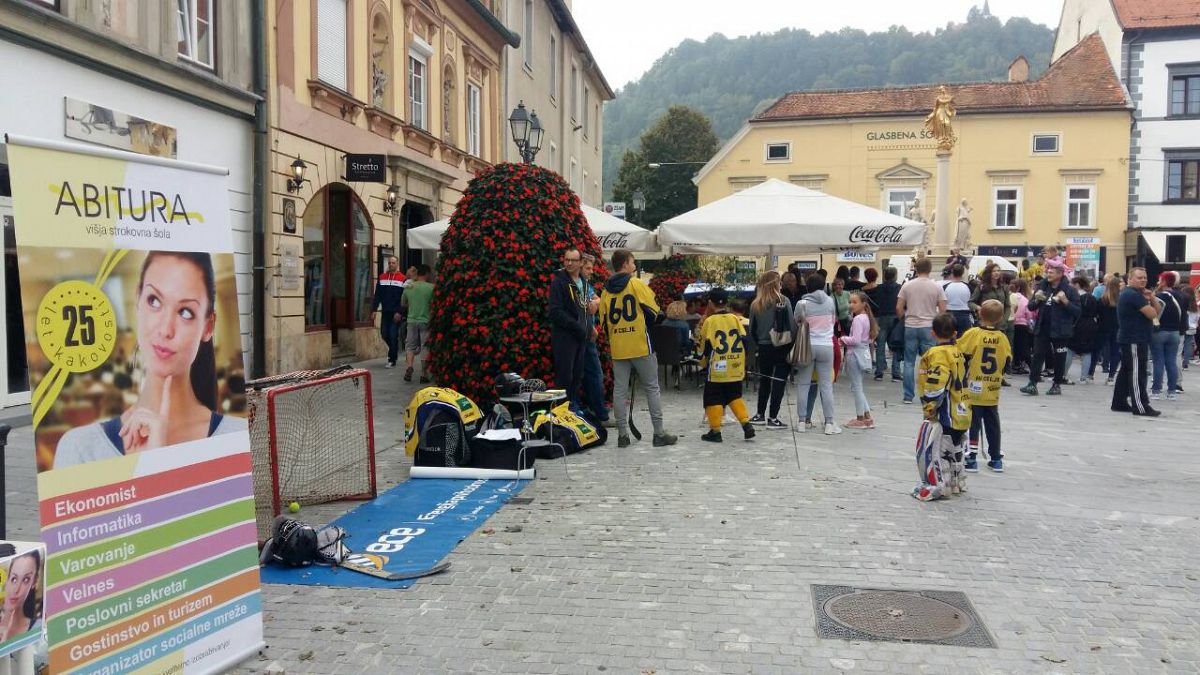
[1008,56,1030,83]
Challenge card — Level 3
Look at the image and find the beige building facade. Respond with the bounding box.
[695,36,1134,275]
[266,0,518,372]
[496,0,613,206]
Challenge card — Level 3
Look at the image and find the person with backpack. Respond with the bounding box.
[1150,271,1186,400]
[748,271,793,430]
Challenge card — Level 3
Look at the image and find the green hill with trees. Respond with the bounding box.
[602,6,1054,197]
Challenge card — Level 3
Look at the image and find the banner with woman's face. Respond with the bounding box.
[6,136,263,674]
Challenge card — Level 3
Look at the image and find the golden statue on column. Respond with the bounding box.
[924,86,957,152]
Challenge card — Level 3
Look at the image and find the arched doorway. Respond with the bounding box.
[399,201,434,270]
[302,183,373,348]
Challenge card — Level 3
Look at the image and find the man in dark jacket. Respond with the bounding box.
[1021,259,1080,396]
[372,256,406,368]
[548,248,591,408]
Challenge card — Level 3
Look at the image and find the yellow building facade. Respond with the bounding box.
[695,35,1133,275]
[266,0,518,371]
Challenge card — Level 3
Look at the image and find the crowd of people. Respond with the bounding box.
[381,246,1198,465]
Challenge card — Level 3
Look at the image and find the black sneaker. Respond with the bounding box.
[1047,384,1062,396]
[419,374,430,384]
[403,367,413,382]
[701,430,723,443]
[617,435,632,448]
[766,418,787,430]
[1019,384,1038,396]
[748,414,767,426]
[1132,408,1162,417]
[1110,403,1133,413]
[892,375,902,382]
[874,374,884,381]
[652,433,678,447]
[742,423,756,440]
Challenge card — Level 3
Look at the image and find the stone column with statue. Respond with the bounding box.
[924,86,957,255]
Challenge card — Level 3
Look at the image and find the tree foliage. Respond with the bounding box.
[610,106,720,230]
[602,8,1053,196]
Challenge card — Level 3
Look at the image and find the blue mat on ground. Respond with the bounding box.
[259,478,529,589]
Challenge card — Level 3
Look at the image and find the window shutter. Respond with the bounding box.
[317,0,348,91]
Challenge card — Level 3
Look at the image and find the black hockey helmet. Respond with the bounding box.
[494,372,524,397]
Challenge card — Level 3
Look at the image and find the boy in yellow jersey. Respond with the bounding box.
[912,313,971,500]
[957,299,1012,474]
[599,250,678,449]
[698,288,755,443]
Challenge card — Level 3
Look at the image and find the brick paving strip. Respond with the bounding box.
[5,360,1198,673]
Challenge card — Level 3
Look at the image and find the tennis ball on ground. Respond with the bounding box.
[288,501,300,513]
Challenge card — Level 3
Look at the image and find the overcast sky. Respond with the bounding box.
[572,1,1063,90]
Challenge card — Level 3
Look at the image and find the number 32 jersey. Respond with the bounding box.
[699,311,747,383]
[956,326,1012,406]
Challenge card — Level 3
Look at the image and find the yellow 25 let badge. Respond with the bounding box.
[36,280,116,373]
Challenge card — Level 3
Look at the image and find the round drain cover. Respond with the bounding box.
[823,590,973,641]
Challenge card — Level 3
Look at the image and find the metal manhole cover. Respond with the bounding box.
[825,590,971,640]
[812,585,997,648]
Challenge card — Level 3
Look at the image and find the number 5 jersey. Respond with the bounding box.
[955,326,1012,407]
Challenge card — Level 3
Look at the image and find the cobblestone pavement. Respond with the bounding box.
[5,361,1199,674]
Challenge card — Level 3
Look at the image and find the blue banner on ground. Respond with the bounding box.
[260,478,529,589]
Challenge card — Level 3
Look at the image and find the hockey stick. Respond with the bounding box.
[627,370,642,440]
[337,560,451,581]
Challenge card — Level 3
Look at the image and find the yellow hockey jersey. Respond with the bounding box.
[918,343,970,431]
[698,311,747,383]
[956,326,1012,406]
[599,276,660,360]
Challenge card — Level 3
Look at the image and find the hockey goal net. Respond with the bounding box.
[247,366,377,541]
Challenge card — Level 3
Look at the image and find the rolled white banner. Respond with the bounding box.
[409,466,536,480]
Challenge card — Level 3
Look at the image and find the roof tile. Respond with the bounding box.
[753,34,1127,122]
[1112,0,1200,29]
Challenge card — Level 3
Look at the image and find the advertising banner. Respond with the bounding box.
[5,135,263,674]
[0,542,47,658]
[1066,237,1101,280]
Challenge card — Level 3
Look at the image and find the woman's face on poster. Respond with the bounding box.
[136,256,214,379]
[4,556,37,613]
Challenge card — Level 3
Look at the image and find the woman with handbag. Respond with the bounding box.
[792,274,841,434]
[748,272,794,429]
[839,292,879,429]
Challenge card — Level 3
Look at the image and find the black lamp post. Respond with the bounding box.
[508,101,544,164]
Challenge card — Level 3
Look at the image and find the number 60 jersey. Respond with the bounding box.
[599,275,661,360]
[956,326,1012,407]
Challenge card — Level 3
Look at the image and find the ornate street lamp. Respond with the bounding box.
[383,184,401,214]
[508,101,543,164]
[631,189,646,224]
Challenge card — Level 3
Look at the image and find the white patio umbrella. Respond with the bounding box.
[405,204,659,252]
[967,254,1018,277]
[658,178,927,255]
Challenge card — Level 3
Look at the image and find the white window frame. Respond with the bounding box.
[570,157,578,192]
[1032,133,1061,155]
[548,141,557,171]
[176,0,215,68]
[764,142,791,162]
[523,0,534,69]
[583,170,589,202]
[570,63,579,122]
[467,84,482,157]
[884,188,921,218]
[992,186,1023,229]
[583,87,590,139]
[1064,185,1096,229]
[549,34,558,102]
[408,36,433,132]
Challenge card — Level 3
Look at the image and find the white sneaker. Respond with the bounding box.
[797,421,808,433]
[824,423,842,435]
[385,362,395,369]
[1166,392,1178,401]
[1150,391,1162,400]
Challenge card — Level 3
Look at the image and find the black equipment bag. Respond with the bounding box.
[414,421,472,467]
[468,436,535,470]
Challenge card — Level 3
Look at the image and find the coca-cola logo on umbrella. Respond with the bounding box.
[849,225,906,244]
[600,233,631,249]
